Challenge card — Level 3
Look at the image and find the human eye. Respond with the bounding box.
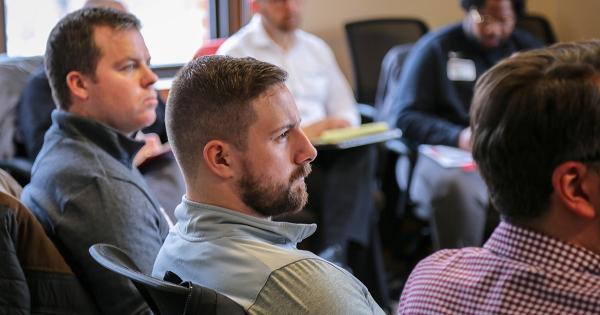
[276,129,290,141]
[120,61,137,72]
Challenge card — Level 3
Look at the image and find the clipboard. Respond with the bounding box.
[312,122,402,150]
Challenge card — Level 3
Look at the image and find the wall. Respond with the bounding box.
[300,0,599,82]
[553,0,600,42]
[301,0,462,80]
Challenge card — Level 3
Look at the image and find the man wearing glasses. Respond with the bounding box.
[384,0,542,250]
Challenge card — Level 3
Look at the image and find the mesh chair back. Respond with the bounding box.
[517,14,556,45]
[89,243,245,315]
[375,43,414,121]
[345,18,428,105]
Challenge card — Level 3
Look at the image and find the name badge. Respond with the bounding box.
[447,57,476,81]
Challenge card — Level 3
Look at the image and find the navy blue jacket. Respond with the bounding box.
[389,23,542,147]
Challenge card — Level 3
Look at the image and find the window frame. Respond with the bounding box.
[0,0,245,71]
[0,1,6,53]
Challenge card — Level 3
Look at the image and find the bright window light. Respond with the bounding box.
[4,0,210,65]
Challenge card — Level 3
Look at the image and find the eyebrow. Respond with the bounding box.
[270,118,301,136]
[116,55,151,65]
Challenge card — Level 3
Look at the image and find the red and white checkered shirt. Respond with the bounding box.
[398,221,600,314]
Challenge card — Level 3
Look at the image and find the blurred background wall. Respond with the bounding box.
[300,0,600,81]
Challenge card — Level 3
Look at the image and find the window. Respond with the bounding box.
[3,0,213,66]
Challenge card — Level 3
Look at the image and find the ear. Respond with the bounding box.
[203,140,237,179]
[552,162,597,220]
[66,71,90,101]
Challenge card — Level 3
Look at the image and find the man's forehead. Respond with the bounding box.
[92,25,148,57]
[481,0,514,15]
[252,85,299,126]
[92,24,138,40]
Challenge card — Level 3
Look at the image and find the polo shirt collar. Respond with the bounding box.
[51,109,144,168]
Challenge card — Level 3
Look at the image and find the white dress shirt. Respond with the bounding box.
[217,15,359,127]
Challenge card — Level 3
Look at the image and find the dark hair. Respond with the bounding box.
[45,7,140,110]
[460,0,525,18]
[166,55,287,180]
[471,40,600,223]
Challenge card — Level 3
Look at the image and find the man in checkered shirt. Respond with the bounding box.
[398,40,600,314]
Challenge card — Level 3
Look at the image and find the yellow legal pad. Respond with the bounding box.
[319,122,390,144]
[314,122,402,150]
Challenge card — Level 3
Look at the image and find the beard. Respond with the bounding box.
[238,162,311,217]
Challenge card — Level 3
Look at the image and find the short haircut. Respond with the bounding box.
[45,7,140,110]
[471,40,600,223]
[460,0,525,18]
[166,55,287,179]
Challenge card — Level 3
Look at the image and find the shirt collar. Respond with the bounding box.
[51,109,144,168]
[247,14,298,51]
[175,196,317,246]
[485,221,600,275]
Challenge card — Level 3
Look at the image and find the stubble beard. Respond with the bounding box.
[238,162,312,217]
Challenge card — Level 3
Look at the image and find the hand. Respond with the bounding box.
[302,118,352,140]
[133,132,170,167]
[458,127,472,152]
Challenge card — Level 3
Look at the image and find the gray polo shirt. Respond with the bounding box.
[153,198,384,314]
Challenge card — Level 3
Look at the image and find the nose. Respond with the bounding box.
[141,64,158,88]
[483,22,502,37]
[295,129,317,165]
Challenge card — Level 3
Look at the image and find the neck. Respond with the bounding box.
[260,17,295,51]
[186,179,269,219]
[519,202,600,254]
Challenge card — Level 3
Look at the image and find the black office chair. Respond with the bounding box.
[89,244,245,315]
[344,19,429,235]
[372,43,432,298]
[345,18,428,108]
[517,14,556,45]
[373,43,418,209]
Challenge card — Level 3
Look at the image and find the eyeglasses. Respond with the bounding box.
[469,7,515,28]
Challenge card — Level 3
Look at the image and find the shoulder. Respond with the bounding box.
[410,247,481,274]
[511,29,544,49]
[32,131,104,182]
[297,30,330,49]
[217,24,256,56]
[401,247,485,294]
[295,29,336,58]
[398,248,482,311]
[27,129,137,205]
[417,23,463,49]
[249,258,383,314]
[407,24,463,66]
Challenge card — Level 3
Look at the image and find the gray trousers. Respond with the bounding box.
[410,155,489,249]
